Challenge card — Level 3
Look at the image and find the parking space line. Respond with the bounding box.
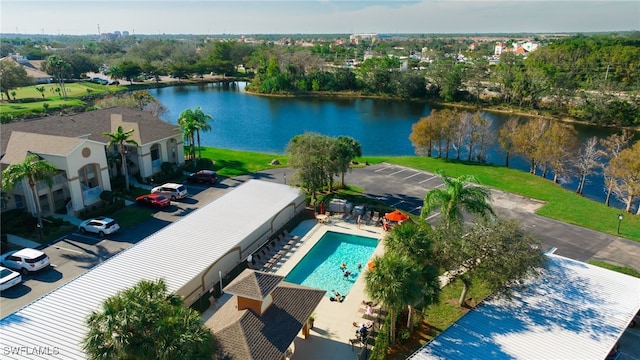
[435,183,445,188]
[389,169,407,176]
[409,205,422,214]
[418,175,437,184]
[374,166,394,173]
[426,212,440,221]
[403,172,421,180]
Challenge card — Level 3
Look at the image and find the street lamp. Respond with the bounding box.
[36,221,43,242]
[283,173,287,185]
[617,214,623,234]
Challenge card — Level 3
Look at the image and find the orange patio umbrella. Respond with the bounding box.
[385,210,409,222]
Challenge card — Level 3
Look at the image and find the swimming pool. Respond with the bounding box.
[284,231,378,298]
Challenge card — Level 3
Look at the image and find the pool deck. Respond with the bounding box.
[202,215,386,360]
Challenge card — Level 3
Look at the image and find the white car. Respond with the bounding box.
[79,216,120,236]
[0,266,22,290]
[151,183,188,200]
[1,248,51,276]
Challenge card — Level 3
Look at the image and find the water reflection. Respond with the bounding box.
[149,83,629,208]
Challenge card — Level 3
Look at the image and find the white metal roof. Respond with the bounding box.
[0,180,303,359]
[408,253,640,360]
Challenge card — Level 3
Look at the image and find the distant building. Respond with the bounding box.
[350,33,379,44]
[495,40,540,56]
[0,54,53,84]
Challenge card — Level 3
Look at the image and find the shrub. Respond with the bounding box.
[397,328,411,343]
[161,161,175,175]
[369,316,391,360]
[183,158,215,173]
[79,199,126,219]
[100,190,115,204]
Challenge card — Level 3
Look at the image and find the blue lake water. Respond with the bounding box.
[149,82,627,208]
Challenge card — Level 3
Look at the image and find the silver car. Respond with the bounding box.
[151,183,188,200]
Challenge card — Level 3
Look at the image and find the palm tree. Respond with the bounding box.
[178,109,198,165]
[2,153,58,236]
[383,222,440,331]
[44,55,69,99]
[192,106,213,160]
[421,170,494,229]
[83,279,214,360]
[364,252,423,344]
[103,126,139,191]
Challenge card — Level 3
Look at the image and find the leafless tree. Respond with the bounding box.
[498,117,520,167]
[600,130,634,206]
[609,141,640,214]
[575,137,605,195]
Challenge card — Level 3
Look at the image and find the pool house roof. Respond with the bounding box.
[206,270,325,360]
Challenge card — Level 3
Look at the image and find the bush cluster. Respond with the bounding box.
[79,199,126,220]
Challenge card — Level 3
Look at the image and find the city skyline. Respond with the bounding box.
[1,1,638,36]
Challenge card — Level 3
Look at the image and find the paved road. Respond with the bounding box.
[252,164,640,272]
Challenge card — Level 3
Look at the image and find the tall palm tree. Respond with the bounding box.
[178,109,198,165]
[103,126,139,191]
[191,106,213,160]
[44,55,69,99]
[84,279,214,360]
[421,170,494,229]
[2,153,57,235]
[364,252,423,345]
[383,222,440,331]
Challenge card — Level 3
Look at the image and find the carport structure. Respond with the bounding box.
[0,180,306,359]
[408,253,640,360]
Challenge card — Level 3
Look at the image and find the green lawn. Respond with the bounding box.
[1,82,126,117]
[360,155,640,242]
[193,148,639,242]
[200,147,289,177]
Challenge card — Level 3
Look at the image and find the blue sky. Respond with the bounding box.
[2,1,638,35]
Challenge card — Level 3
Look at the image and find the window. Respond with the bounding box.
[14,195,24,209]
[150,144,160,161]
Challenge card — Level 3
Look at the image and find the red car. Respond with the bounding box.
[135,194,171,209]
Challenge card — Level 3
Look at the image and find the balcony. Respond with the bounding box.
[83,186,102,206]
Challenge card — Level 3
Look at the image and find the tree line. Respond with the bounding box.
[409,110,640,214]
[2,33,638,126]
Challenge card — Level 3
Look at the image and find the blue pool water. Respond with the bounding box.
[284,231,378,298]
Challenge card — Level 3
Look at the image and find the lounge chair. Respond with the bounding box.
[371,211,380,225]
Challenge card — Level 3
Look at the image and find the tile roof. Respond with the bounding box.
[223,269,284,300]
[208,274,326,360]
[408,253,640,360]
[1,131,88,165]
[1,107,180,156]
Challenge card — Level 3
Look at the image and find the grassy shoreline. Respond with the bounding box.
[201,147,639,242]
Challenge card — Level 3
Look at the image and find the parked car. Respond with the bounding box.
[1,248,51,276]
[186,170,218,185]
[136,193,171,209]
[79,216,120,236]
[151,183,188,200]
[0,266,22,290]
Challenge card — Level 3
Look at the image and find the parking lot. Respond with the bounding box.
[0,181,232,318]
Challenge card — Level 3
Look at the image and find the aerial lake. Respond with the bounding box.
[149,82,625,208]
